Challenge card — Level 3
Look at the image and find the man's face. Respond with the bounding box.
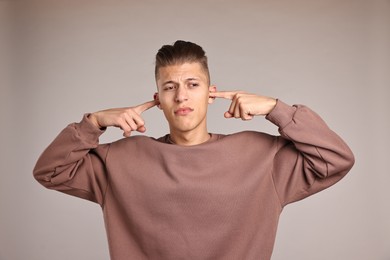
[155,62,215,134]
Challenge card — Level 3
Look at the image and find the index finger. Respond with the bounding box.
[134,100,158,113]
[209,91,239,100]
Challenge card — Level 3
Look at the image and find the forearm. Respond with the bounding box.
[267,100,354,176]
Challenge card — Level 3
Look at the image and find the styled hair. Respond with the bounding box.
[155,40,210,83]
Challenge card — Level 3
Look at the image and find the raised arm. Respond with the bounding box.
[211,90,355,206]
[267,100,354,205]
[33,100,158,205]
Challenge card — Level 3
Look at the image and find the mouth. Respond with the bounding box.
[174,107,194,116]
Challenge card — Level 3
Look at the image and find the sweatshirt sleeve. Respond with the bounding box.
[265,100,355,206]
[33,114,110,206]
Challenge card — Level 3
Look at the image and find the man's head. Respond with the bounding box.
[155,40,210,85]
[153,41,216,137]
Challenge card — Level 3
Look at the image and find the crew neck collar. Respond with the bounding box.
[161,133,218,146]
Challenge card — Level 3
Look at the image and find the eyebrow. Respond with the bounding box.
[162,80,176,86]
[186,77,200,81]
[162,77,200,86]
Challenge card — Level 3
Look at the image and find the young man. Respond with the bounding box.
[33,40,354,260]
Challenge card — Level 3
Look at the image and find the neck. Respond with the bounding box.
[168,129,211,146]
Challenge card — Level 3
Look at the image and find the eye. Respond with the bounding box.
[164,85,176,91]
[189,83,199,88]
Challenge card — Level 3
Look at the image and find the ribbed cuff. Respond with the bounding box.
[265,100,297,129]
[75,113,106,143]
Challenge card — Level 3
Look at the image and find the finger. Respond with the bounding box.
[123,114,138,132]
[137,125,146,133]
[224,111,233,118]
[228,94,239,117]
[135,100,158,114]
[234,102,241,118]
[130,112,145,129]
[241,108,253,121]
[209,91,239,100]
[242,114,254,121]
[118,119,133,137]
[126,111,147,133]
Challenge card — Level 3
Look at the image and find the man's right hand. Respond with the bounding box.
[89,100,158,137]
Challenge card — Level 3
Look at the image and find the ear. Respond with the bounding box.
[208,85,217,104]
[153,92,162,109]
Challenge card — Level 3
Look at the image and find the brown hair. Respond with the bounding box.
[155,40,210,84]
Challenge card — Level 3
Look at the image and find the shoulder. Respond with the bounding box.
[224,130,275,141]
[214,131,278,149]
[108,135,162,151]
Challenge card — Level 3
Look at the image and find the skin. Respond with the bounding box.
[89,62,277,146]
[154,62,216,145]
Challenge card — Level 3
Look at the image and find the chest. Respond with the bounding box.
[106,143,275,215]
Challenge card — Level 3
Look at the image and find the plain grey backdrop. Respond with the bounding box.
[1,0,389,259]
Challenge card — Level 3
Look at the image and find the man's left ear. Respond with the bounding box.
[208,85,217,104]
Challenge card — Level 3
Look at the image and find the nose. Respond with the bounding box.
[175,86,188,103]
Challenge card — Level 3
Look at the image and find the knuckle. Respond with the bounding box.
[125,108,135,115]
[119,111,130,120]
[120,121,129,131]
[117,118,126,126]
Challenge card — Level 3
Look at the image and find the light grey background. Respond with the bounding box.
[1,0,389,259]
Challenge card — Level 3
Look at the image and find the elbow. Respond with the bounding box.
[32,165,55,189]
[313,147,355,179]
[340,144,355,172]
[331,148,355,178]
[342,150,355,174]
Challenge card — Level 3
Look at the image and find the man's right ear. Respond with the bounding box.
[153,92,162,109]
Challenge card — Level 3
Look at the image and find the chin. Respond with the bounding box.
[170,124,196,133]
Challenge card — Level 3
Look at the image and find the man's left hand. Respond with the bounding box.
[209,91,277,120]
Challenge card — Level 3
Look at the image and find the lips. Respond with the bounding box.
[174,107,194,116]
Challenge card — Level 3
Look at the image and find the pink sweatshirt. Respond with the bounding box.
[33,100,354,260]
